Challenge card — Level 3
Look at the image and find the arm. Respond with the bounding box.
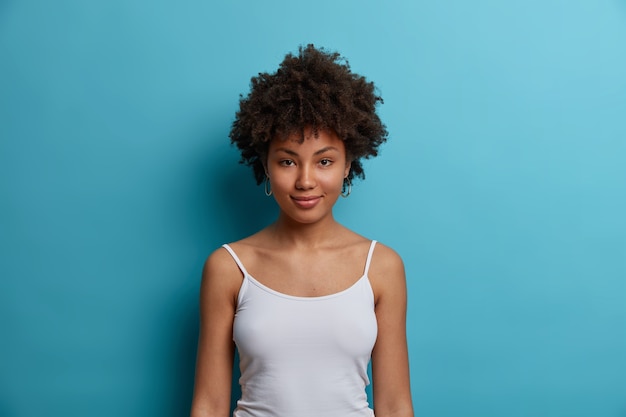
[369,244,414,417]
[190,248,242,417]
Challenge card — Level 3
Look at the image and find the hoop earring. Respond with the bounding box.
[264,176,272,196]
[341,177,351,198]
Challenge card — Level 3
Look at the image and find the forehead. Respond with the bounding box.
[269,129,345,153]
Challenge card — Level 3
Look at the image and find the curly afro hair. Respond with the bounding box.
[229,44,388,185]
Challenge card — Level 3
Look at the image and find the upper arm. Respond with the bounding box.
[369,244,414,417]
[190,248,243,417]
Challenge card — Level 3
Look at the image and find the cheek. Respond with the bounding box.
[268,173,293,192]
[320,172,345,191]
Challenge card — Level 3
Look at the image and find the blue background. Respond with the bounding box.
[1,1,625,416]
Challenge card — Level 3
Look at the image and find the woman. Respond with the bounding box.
[191,45,413,417]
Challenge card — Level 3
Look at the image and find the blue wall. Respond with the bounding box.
[1,1,625,416]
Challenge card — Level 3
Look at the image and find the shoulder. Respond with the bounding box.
[200,246,244,306]
[203,245,240,277]
[370,241,405,276]
[368,242,407,304]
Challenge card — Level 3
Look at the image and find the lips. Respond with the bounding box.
[291,195,322,209]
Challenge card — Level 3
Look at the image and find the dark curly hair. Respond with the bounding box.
[229,44,388,185]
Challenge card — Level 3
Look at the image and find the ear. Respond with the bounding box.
[344,161,351,179]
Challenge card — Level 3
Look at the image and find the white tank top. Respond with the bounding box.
[223,241,379,417]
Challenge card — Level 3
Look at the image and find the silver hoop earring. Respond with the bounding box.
[264,176,272,196]
[341,177,351,198]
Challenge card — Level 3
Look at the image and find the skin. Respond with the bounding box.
[190,129,413,417]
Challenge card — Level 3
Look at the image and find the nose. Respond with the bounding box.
[295,165,316,190]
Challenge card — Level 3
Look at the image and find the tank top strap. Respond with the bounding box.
[222,244,249,276]
[363,240,377,277]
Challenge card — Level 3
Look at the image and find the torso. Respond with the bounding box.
[224,237,380,417]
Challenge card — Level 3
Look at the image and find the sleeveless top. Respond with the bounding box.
[222,241,379,417]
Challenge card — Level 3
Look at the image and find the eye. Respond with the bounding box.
[319,158,333,167]
[279,159,295,167]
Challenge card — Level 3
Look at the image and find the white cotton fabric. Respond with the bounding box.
[222,241,378,417]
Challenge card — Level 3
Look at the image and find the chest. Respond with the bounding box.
[247,251,368,297]
[233,276,378,360]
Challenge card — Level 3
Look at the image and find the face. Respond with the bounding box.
[265,129,351,225]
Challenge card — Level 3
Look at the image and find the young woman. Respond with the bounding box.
[191,45,413,417]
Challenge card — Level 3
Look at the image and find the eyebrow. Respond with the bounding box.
[274,146,340,156]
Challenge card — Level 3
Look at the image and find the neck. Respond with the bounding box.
[269,213,345,249]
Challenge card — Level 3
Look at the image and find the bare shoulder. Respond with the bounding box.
[203,246,241,277]
[370,242,405,276]
[368,242,407,303]
[200,246,244,305]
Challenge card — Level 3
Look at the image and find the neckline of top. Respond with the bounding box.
[243,272,369,301]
